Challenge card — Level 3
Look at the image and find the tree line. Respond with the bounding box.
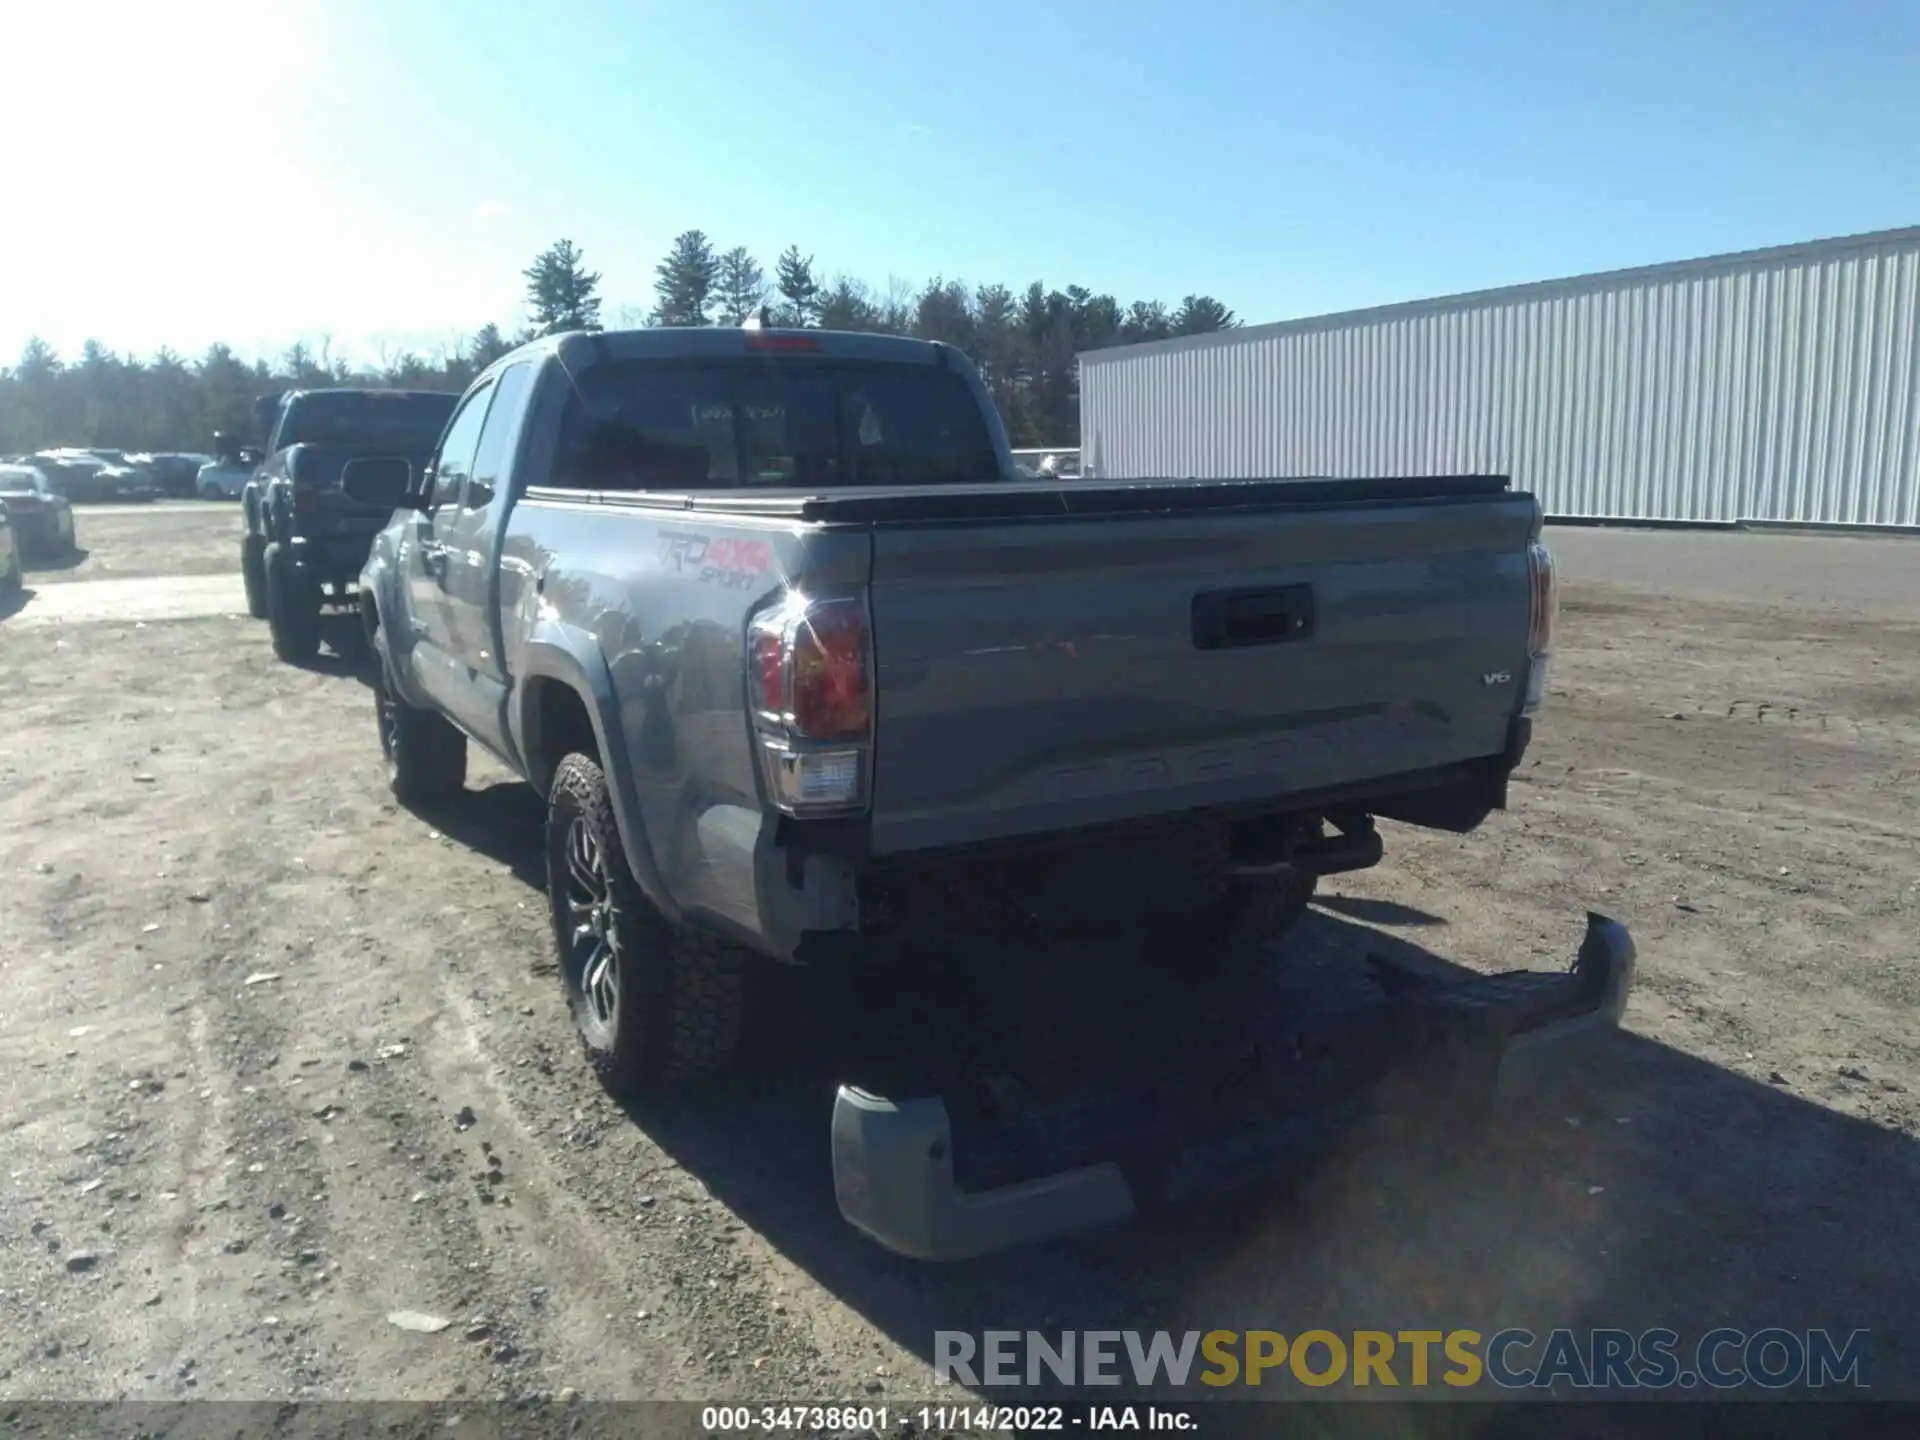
[0,234,1238,454]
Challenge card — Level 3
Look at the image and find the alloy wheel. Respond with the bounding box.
[563,816,621,1034]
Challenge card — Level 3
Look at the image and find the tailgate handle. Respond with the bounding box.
[1192,584,1314,650]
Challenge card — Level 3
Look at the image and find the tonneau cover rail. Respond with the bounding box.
[522,473,1515,524]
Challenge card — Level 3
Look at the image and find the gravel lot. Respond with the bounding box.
[1,508,1915,1414]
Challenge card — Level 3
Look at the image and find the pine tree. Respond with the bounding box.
[523,239,604,335]
[774,246,820,327]
[469,323,514,368]
[714,247,767,325]
[1121,300,1173,344]
[815,277,878,332]
[1171,295,1237,335]
[16,337,62,381]
[652,230,718,327]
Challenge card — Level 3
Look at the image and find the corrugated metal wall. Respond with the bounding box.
[1079,228,1920,526]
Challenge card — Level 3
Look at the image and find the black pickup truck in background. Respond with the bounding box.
[239,387,458,661]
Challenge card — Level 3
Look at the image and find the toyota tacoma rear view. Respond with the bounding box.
[347,324,1634,1259]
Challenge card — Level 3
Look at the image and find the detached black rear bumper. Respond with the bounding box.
[831,913,1634,1261]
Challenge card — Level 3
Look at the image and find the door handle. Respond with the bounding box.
[1191,584,1315,650]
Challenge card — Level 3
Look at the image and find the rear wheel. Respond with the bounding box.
[546,752,748,1093]
[264,541,320,662]
[375,663,467,803]
[240,533,268,619]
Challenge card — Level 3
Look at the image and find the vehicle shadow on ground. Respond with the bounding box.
[1313,893,1448,927]
[0,585,32,622]
[414,782,547,890]
[623,909,1917,1413]
[288,621,378,684]
[25,546,89,576]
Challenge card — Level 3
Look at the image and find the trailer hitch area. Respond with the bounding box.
[1229,811,1383,880]
[830,912,1635,1262]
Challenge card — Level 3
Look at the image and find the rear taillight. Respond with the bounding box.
[1523,538,1556,716]
[748,595,872,814]
[790,605,871,738]
[753,629,786,713]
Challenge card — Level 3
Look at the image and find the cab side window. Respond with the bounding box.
[427,382,495,513]
[464,363,534,512]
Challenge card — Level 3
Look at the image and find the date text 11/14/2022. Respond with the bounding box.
[701,1405,1197,1432]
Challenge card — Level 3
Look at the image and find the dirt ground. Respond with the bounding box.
[1,509,1915,1420]
[22,501,241,585]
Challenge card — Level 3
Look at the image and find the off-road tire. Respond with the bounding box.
[546,752,747,1094]
[375,663,467,804]
[264,541,320,662]
[241,533,268,618]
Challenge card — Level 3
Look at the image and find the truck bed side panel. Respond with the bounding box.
[499,494,869,934]
[866,495,1539,854]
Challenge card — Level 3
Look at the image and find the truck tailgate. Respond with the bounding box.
[866,488,1539,854]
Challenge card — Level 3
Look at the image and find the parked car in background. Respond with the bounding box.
[81,449,159,502]
[30,451,153,503]
[242,387,459,655]
[129,452,209,498]
[1010,447,1082,479]
[0,463,78,560]
[195,449,258,499]
[102,466,158,502]
[27,454,113,503]
[0,499,22,595]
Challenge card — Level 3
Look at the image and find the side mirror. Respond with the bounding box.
[341,456,418,510]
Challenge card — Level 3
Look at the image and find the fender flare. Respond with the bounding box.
[513,630,681,925]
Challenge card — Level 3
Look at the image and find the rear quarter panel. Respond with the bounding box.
[496,358,870,938]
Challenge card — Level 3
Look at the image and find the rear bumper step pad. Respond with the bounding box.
[831,912,1635,1260]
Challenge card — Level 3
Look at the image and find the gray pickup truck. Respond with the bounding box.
[349,325,1635,1259]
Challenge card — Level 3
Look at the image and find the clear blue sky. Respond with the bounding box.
[7,0,1916,366]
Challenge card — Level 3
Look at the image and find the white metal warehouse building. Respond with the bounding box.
[1079,226,1920,527]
